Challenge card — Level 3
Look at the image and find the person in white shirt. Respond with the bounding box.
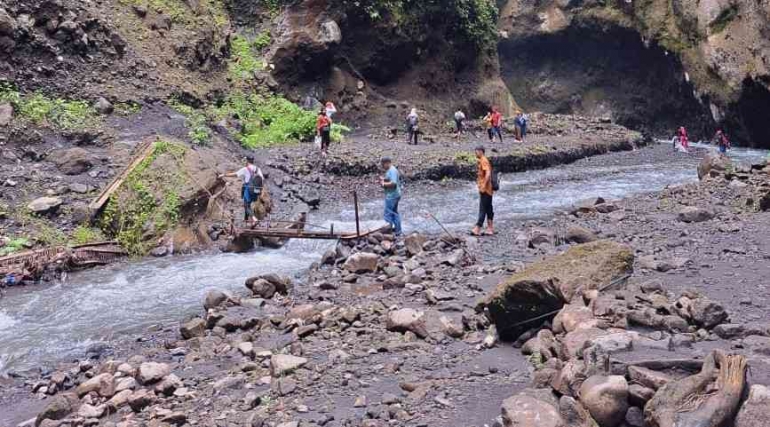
[454,109,466,136]
[219,156,264,226]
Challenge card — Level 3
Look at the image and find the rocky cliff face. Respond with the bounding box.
[496,0,770,146]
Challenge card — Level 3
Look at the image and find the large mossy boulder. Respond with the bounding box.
[479,240,633,341]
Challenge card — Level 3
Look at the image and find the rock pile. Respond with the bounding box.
[485,241,764,427]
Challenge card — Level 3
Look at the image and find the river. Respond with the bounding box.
[0,143,765,374]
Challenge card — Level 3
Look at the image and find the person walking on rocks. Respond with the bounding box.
[317,109,332,156]
[380,156,403,236]
[490,106,503,143]
[483,110,494,142]
[219,155,263,227]
[454,109,466,136]
[406,108,419,145]
[472,146,495,236]
[514,111,528,142]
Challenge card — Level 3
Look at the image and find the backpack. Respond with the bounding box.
[491,169,501,192]
[247,167,263,199]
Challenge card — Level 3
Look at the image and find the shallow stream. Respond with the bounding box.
[1,143,766,374]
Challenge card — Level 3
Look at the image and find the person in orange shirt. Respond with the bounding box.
[472,145,495,236]
[316,109,332,156]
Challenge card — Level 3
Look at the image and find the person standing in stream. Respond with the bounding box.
[219,155,263,227]
[472,145,495,236]
[317,109,332,156]
[380,156,403,236]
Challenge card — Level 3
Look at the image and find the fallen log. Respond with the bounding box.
[644,350,747,427]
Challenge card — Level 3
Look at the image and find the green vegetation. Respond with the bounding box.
[0,238,30,257]
[100,140,187,256]
[253,30,272,51]
[454,152,476,164]
[71,226,106,246]
[114,101,142,116]
[169,100,211,145]
[209,92,349,148]
[229,35,264,83]
[709,5,738,34]
[0,83,98,130]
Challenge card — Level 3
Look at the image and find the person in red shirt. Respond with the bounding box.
[490,107,503,143]
[678,126,689,151]
[317,110,332,156]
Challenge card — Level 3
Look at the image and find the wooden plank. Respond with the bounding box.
[232,224,391,241]
[88,140,156,214]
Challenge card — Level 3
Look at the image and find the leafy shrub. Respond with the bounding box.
[71,226,105,245]
[229,35,263,83]
[0,84,97,130]
[170,100,211,145]
[0,237,30,257]
[210,92,350,148]
[100,140,187,256]
[253,30,272,51]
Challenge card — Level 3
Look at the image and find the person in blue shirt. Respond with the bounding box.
[380,156,403,236]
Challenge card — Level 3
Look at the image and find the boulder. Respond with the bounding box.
[270,354,308,377]
[501,391,563,427]
[245,274,291,298]
[481,241,633,340]
[697,152,731,180]
[553,303,595,334]
[53,147,93,175]
[27,197,63,215]
[386,308,429,338]
[94,97,113,115]
[565,226,597,244]
[77,403,105,419]
[528,227,556,247]
[628,384,655,406]
[579,375,629,427]
[180,318,206,339]
[404,233,427,256]
[0,102,13,126]
[107,389,133,410]
[203,289,229,310]
[735,385,770,427]
[36,393,79,426]
[689,298,729,329]
[343,252,379,273]
[128,388,155,412]
[563,327,610,359]
[559,396,598,427]
[551,358,587,397]
[0,8,16,36]
[137,362,171,385]
[75,373,115,397]
[677,206,714,223]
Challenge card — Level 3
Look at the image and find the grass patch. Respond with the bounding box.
[120,0,228,27]
[454,152,476,164]
[170,99,211,145]
[100,140,187,256]
[0,83,98,130]
[253,30,272,51]
[0,237,30,257]
[71,226,106,246]
[228,35,264,84]
[114,101,142,116]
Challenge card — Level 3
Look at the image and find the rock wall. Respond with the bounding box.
[496,0,770,146]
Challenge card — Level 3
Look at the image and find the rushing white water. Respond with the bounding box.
[1,142,765,374]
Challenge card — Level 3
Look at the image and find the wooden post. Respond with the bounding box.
[353,191,361,238]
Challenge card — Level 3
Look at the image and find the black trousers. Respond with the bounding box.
[321,130,331,151]
[477,193,494,227]
[407,127,419,144]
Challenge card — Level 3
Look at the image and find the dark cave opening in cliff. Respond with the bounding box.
[498,25,714,137]
[730,78,770,148]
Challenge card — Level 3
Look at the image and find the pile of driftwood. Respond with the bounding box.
[0,242,127,285]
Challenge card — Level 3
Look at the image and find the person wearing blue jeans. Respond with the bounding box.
[380,157,403,236]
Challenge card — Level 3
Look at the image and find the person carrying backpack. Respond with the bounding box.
[406,108,419,145]
[220,156,264,227]
[472,145,496,236]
